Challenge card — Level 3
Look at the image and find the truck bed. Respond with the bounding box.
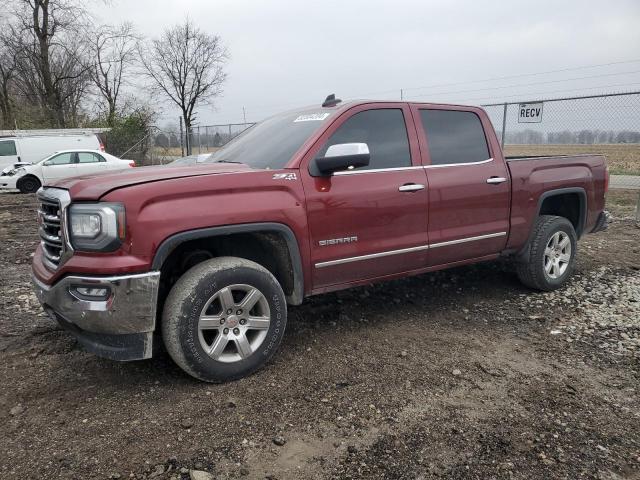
[505,153,607,251]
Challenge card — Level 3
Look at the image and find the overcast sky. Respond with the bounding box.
[95,0,640,127]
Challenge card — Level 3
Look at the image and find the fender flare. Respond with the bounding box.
[517,187,587,262]
[151,222,305,305]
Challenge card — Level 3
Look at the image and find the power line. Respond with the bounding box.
[406,70,640,100]
[456,82,640,104]
[388,59,640,95]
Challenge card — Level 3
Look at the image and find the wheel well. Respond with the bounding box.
[539,192,584,236]
[157,231,297,313]
[17,174,41,187]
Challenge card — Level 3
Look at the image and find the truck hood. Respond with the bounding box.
[55,162,253,200]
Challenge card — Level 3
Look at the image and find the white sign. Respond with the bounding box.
[518,103,543,123]
[293,113,330,122]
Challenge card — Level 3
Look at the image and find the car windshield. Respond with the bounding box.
[206,108,335,169]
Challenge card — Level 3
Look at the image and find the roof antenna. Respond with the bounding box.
[322,94,342,107]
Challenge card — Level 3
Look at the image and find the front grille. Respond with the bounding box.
[37,188,71,270]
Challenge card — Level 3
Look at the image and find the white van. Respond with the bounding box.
[0,133,103,170]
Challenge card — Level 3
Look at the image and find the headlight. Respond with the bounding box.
[9,167,25,177]
[68,203,125,251]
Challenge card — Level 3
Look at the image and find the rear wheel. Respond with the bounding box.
[162,257,287,382]
[17,175,41,194]
[516,215,577,291]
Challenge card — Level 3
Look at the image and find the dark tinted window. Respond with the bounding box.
[319,109,411,170]
[419,110,490,165]
[0,140,17,156]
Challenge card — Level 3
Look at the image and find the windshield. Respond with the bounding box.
[206,108,335,169]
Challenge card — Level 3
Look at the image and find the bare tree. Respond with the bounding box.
[2,0,92,127]
[88,23,140,126]
[0,37,17,129]
[140,20,227,154]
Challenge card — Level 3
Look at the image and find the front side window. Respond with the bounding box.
[45,153,75,165]
[319,109,411,170]
[0,140,17,156]
[419,110,490,165]
[77,152,102,163]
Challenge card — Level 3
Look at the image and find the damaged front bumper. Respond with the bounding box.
[32,271,160,361]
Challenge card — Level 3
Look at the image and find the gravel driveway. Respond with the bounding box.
[1,190,639,480]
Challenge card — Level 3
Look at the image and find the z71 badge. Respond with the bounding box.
[272,173,297,180]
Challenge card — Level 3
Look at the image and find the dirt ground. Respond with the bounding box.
[1,190,639,480]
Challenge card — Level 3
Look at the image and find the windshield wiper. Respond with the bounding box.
[215,160,244,164]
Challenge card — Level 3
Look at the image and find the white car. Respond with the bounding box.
[0,150,135,193]
[0,133,103,170]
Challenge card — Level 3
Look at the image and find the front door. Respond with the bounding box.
[41,152,77,183]
[412,106,511,266]
[301,104,429,290]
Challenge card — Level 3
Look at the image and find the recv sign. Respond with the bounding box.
[518,103,543,123]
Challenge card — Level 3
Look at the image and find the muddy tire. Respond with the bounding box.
[17,175,41,194]
[162,257,287,382]
[516,215,577,291]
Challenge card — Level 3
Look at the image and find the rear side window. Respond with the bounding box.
[0,140,17,156]
[319,109,411,170]
[419,110,490,165]
[77,152,103,163]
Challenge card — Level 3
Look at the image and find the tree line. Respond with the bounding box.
[499,129,640,145]
[0,0,228,155]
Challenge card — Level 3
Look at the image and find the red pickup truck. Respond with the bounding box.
[32,96,609,382]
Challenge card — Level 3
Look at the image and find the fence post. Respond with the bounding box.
[500,103,507,149]
[228,124,232,143]
[197,126,201,154]
[179,117,184,157]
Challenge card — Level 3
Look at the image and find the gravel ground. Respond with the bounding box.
[1,190,639,480]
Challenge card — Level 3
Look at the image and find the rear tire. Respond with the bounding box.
[516,215,577,291]
[162,257,287,382]
[17,175,41,194]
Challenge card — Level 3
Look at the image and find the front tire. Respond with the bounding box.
[17,175,41,194]
[516,215,577,291]
[162,257,287,382]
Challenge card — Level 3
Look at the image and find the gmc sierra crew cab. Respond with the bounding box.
[32,95,609,382]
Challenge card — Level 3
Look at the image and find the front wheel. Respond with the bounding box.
[17,175,41,194]
[516,215,577,291]
[162,257,287,382]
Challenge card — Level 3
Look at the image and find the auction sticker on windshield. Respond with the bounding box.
[294,113,331,122]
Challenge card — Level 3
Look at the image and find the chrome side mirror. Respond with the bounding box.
[314,143,370,175]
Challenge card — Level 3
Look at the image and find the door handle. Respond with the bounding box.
[486,177,507,184]
[399,183,425,192]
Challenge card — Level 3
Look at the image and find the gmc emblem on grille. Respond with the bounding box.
[319,236,358,246]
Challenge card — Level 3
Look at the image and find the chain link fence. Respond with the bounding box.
[112,122,255,166]
[480,91,640,175]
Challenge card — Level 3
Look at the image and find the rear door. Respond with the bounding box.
[75,152,108,176]
[41,152,77,182]
[412,106,511,266]
[300,104,430,289]
[0,139,20,169]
